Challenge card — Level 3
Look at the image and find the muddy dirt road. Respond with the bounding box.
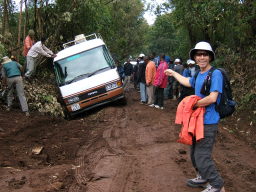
[0,89,256,192]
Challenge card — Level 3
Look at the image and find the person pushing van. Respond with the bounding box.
[25,37,56,79]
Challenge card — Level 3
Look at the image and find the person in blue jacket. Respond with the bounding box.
[165,42,225,192]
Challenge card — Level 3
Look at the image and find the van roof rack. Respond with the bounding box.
[62,33,102,49]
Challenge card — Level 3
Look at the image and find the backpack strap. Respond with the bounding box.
[200,67,216,96]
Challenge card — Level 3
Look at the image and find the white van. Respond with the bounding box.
[53,33,125,118]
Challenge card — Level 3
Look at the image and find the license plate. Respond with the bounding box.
[71,103,80,111]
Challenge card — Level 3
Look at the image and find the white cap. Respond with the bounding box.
[189,41,215,61]
[1,56,12,64]
[174,58,181,63]
[139,53,145,58]
[187,59,195,65]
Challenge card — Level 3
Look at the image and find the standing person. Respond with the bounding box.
[23,29,35,71]
[133,59,139,90]
[116,61,124,82]
[25,37,56,79]
[137,53,147,104]
[123,59,133,91]
[1,56,29,116]
[152,52,160,68]
[172,58,184,99]
[166,59,175,99]
[151,54,168,109]
[187,59,197,77]
[165,42,225,192]
[145,56,156,105]
[177,59,196,103]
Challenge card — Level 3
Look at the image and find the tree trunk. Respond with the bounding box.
[17,0,23,61]
[23,0,28,41]
[34,0,38,37]
[2,0,10,35]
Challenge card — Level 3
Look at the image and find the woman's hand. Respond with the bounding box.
[164,69,175,76]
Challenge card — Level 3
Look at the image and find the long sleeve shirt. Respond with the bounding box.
[153,60,168,88]
[27,41,53,58]
[145,61,156,85]
[23,36,35,56]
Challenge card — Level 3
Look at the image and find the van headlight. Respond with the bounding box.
[105,82,119,91]
[66,96,80,104]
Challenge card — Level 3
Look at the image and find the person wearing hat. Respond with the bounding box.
[1,56,29,116]
[164,42,225,192]
[172,58,184,100]
[177,59,197,103]
[25,36,56,79]
[137,53,147,104]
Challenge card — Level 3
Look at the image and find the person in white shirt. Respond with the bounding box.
[25,37,56,78]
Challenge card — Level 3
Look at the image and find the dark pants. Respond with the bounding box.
[190,124,224,189]
[154,87,164,107]
[178,86,194,103]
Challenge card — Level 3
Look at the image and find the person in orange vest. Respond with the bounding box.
[23,29,35,71]
[145,56,156,105]
[165,42,225,192]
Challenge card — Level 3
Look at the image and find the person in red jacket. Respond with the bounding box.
[165,42,225,192]
[23,29,35,71]
[150,53,168,109]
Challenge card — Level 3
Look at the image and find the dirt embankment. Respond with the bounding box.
[0,89,256,192]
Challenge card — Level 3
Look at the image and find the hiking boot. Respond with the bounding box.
[155,105,160,109]
[201,184,223,192]
[187,174,208,188]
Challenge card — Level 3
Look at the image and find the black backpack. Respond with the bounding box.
[194,67,236,119]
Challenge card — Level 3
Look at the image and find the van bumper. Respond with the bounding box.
[66,91,125,116]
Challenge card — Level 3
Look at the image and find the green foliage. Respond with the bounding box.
[0,41,7,58]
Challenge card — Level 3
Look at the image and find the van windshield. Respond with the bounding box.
[54,45,115,85]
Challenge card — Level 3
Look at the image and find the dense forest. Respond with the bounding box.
[0,0,255,120]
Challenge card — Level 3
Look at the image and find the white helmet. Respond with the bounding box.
[187,59,195,65]
[139,53,145,58]
[189,41,215,61]
[174,58,181,63]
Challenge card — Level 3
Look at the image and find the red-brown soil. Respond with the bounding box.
[0,89,256,192]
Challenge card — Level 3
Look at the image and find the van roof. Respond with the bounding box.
[54,35,105,62]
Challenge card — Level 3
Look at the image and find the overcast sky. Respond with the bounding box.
[144,0,166,25]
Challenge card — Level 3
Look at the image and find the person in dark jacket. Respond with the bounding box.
[132,60,139,90]
[123,59,134,91]
[137,53,147,103]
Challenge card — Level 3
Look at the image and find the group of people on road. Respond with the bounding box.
[121,41,225,192]
[123,53,198,109]
[0,29,56,116]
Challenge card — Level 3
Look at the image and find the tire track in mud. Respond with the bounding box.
[69,106,135,192]
[69,90,256,192]
[68,91,194,192]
